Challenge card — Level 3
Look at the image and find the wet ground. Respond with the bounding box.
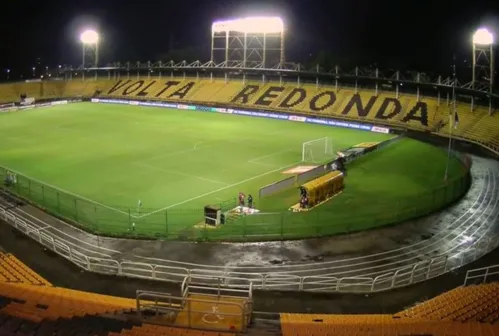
[1,218,499,314]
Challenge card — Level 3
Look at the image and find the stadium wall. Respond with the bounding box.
[0,99,82,112]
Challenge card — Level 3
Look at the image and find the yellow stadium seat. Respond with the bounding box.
[0,83,17,103]
[2,254,51,286]
[280,313,499,336]
[0,282,136,321]
[396,282,499,323]
[0,253,51,286]
[112,324,235,336]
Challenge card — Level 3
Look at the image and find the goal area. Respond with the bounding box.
[302,137,335,163]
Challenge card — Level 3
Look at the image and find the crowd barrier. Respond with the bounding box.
[0,99,82,113]
[464,264,499,286]
[1,204,498,293]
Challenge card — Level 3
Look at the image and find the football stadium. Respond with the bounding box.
[0,16,499,336]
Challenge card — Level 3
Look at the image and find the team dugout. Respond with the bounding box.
[300,171,344,208]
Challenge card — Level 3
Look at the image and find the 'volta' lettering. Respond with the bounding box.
[254,86,285,106]
[279,88,306,108]
[231,85,260,104]
[123,81,144,96]
[309,91,336,111]
[341,94,377,117]
[107,80,131,94]
[169,82,195,99]
[154,81,180,98]
[137,80,157,96]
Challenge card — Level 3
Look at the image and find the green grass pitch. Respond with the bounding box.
[0,103,467,240]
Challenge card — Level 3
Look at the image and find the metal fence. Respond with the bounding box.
[1,204,497,293]
[0,160,471,241]
[464,265,499,286]
[234,174,470,237]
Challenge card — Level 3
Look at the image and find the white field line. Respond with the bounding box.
[137,160,301,218]
[0,166,134,218]
[139,128,293,164]
[137,143,212,163]
[247,161,275,167]
[1,129,300,222]
[133,162,229,186]
[247,149,291,167]
[248,149,291,163]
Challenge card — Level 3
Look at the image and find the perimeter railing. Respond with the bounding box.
[2,200,498,293]
[464,265,499,286]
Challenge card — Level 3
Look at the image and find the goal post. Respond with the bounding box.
[302,137,335,163]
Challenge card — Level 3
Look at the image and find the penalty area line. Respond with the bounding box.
[133,162,229,186]
[137,160,301,219]
[247,149,291,164]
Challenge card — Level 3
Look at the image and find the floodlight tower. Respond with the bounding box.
[80,29,99,69]
[211,16,285,68]
[472,28,494,93]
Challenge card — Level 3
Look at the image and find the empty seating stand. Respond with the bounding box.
[110,324,235,336]
[0,282,137,321]
[0,253,51,286]
[0,312,139,336]
[396,282,499,323]
[0,312,238,336]
[280,313,499,336]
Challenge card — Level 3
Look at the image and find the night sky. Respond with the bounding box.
[1,0,499,78]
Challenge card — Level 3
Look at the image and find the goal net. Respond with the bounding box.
[302,137,335,163]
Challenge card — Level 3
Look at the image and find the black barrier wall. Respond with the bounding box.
[259,175,297,198]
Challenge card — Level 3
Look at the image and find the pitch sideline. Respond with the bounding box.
[137,160,302,219]
[0,166,135,218]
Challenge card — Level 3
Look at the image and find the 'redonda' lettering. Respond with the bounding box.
[105,80,430,128]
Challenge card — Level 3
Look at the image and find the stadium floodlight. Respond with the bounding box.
[210,16,285,68]
[473,28,494,45]
[80,29,99,69]
[80,29,99,44]
[471,27,494,93]
[212,17,284,34]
